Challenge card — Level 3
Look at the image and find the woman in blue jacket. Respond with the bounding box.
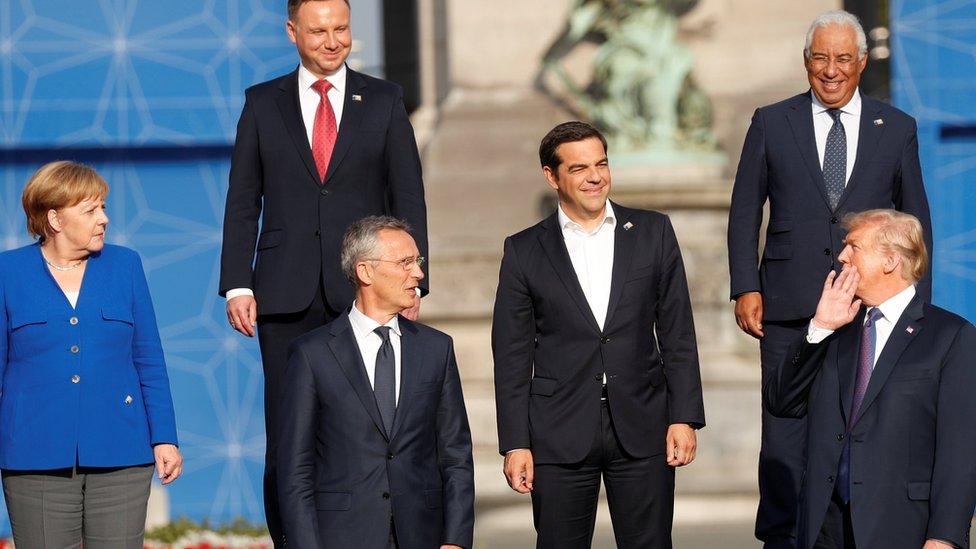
[0,161,182,547]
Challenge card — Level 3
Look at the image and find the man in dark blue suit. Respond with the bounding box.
[764,210,976,549]
[277,216,473,549]
[727,10,932,548]
[218,1,428,542]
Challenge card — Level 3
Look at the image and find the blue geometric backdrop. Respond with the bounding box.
[892,0,976,323]
[0,0,384,534]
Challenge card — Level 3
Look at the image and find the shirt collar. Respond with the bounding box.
[298,62,347,96]
[870,284,916,325]
[557,201,616,234]
[811,87,862,117]
[348,301,401,340]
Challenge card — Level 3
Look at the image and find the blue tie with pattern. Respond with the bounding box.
[822,108,846,210]
[837,307,884,503]
[373,326,396,436]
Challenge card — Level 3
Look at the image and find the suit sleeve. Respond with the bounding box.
[219,92,264,296]
[762,331,830,418]
[129,251,179,445]
[727,108,769,300]
[436,338,475,549]
[655,216,705,427]
[276,342,321,548]
[893,118,933,301]
[491,237,536,454]
[927,323,976,547]
[385,86,429,296]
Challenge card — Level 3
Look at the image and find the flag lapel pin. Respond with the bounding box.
[623,222,634,231]
[874,118,884,126]
[352,94,363,102]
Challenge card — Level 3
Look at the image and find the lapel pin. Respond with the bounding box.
[874,118,884,126]
[352,94,362,102]
[905,326,914,334]
[623,222,634,231]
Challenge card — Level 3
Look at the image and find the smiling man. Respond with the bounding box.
[726,10,932,548]
[493,121,705,548]
[218,0,429,543]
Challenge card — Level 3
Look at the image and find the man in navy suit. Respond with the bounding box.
[727,10,932,547]
[764,209,976,549]
[218,0,428,542]
[277,216,473,549]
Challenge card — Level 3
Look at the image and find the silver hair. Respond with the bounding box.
[804,10,868,59]
[340,216,413,285]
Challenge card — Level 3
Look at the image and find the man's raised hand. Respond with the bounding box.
[811,267,861,331]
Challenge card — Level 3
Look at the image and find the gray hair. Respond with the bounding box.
[804,10,868,60]
[340,216,413,285]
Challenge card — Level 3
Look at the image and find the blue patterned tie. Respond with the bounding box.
[373,326,396,436]
[822,108,846,210]
[837,307,884,503]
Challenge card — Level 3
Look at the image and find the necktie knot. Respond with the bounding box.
[374,326,392,343]
[312,79,333,97]
[828,108,842,122]
[865,307,884,327]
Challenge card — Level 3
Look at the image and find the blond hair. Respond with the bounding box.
[21,161,109,240]
[842,209,928,283]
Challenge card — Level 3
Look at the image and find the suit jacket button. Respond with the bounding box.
[593,375,602,382]
[71,374,81,384]
[69,316,79,325]
[382,492,390,499]
[830,216,838,224]
[315,230,321,236]
[320,188,329,196]
[827,476,834,483]
[837,433,844,441]
[823,248,831,256]
[387,453,394,460]
[70,345,79,353]
[600,337,610,344]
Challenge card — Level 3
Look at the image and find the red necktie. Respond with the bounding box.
[311,79,337,183]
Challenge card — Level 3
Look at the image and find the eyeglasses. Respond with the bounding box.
[365,256,426,271]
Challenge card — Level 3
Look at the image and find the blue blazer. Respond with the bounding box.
[0,243,178,470]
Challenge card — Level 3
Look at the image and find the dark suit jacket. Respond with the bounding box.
[492,203,705,463]
[219,66,428,315]
[277,313,474,549]
[728,92,932,321]
[764,297,976,549]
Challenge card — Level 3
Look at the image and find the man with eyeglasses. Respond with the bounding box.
[278,216,473,549]
[726,9,932,549]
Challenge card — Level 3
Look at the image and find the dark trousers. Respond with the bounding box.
[257,283,340,547]
[813,494,856,549]
[757,320,810,549]
[531,401,675,549]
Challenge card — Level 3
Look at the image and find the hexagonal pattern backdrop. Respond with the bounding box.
[0,0,384,535]
[892,0,976,322]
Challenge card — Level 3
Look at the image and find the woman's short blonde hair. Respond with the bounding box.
[21,161,109,240]
[842,209,928,283]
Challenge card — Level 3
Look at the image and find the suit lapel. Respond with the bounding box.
[852,295,925,427]
[390,318,425,441]
[323,67,367,185]
[836,96,886,211]
[274,68,321,186]
[602,204,637,330]
[328,314,389,440]
[837,307,866,426]
[785,93,832,209]
[538,213,601,333]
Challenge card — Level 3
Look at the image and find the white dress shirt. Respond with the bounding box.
[225,63,347,302]
[348,302,402,405]
[807,284,917,369]
[812,88,861,185]
[558,202,616,331]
